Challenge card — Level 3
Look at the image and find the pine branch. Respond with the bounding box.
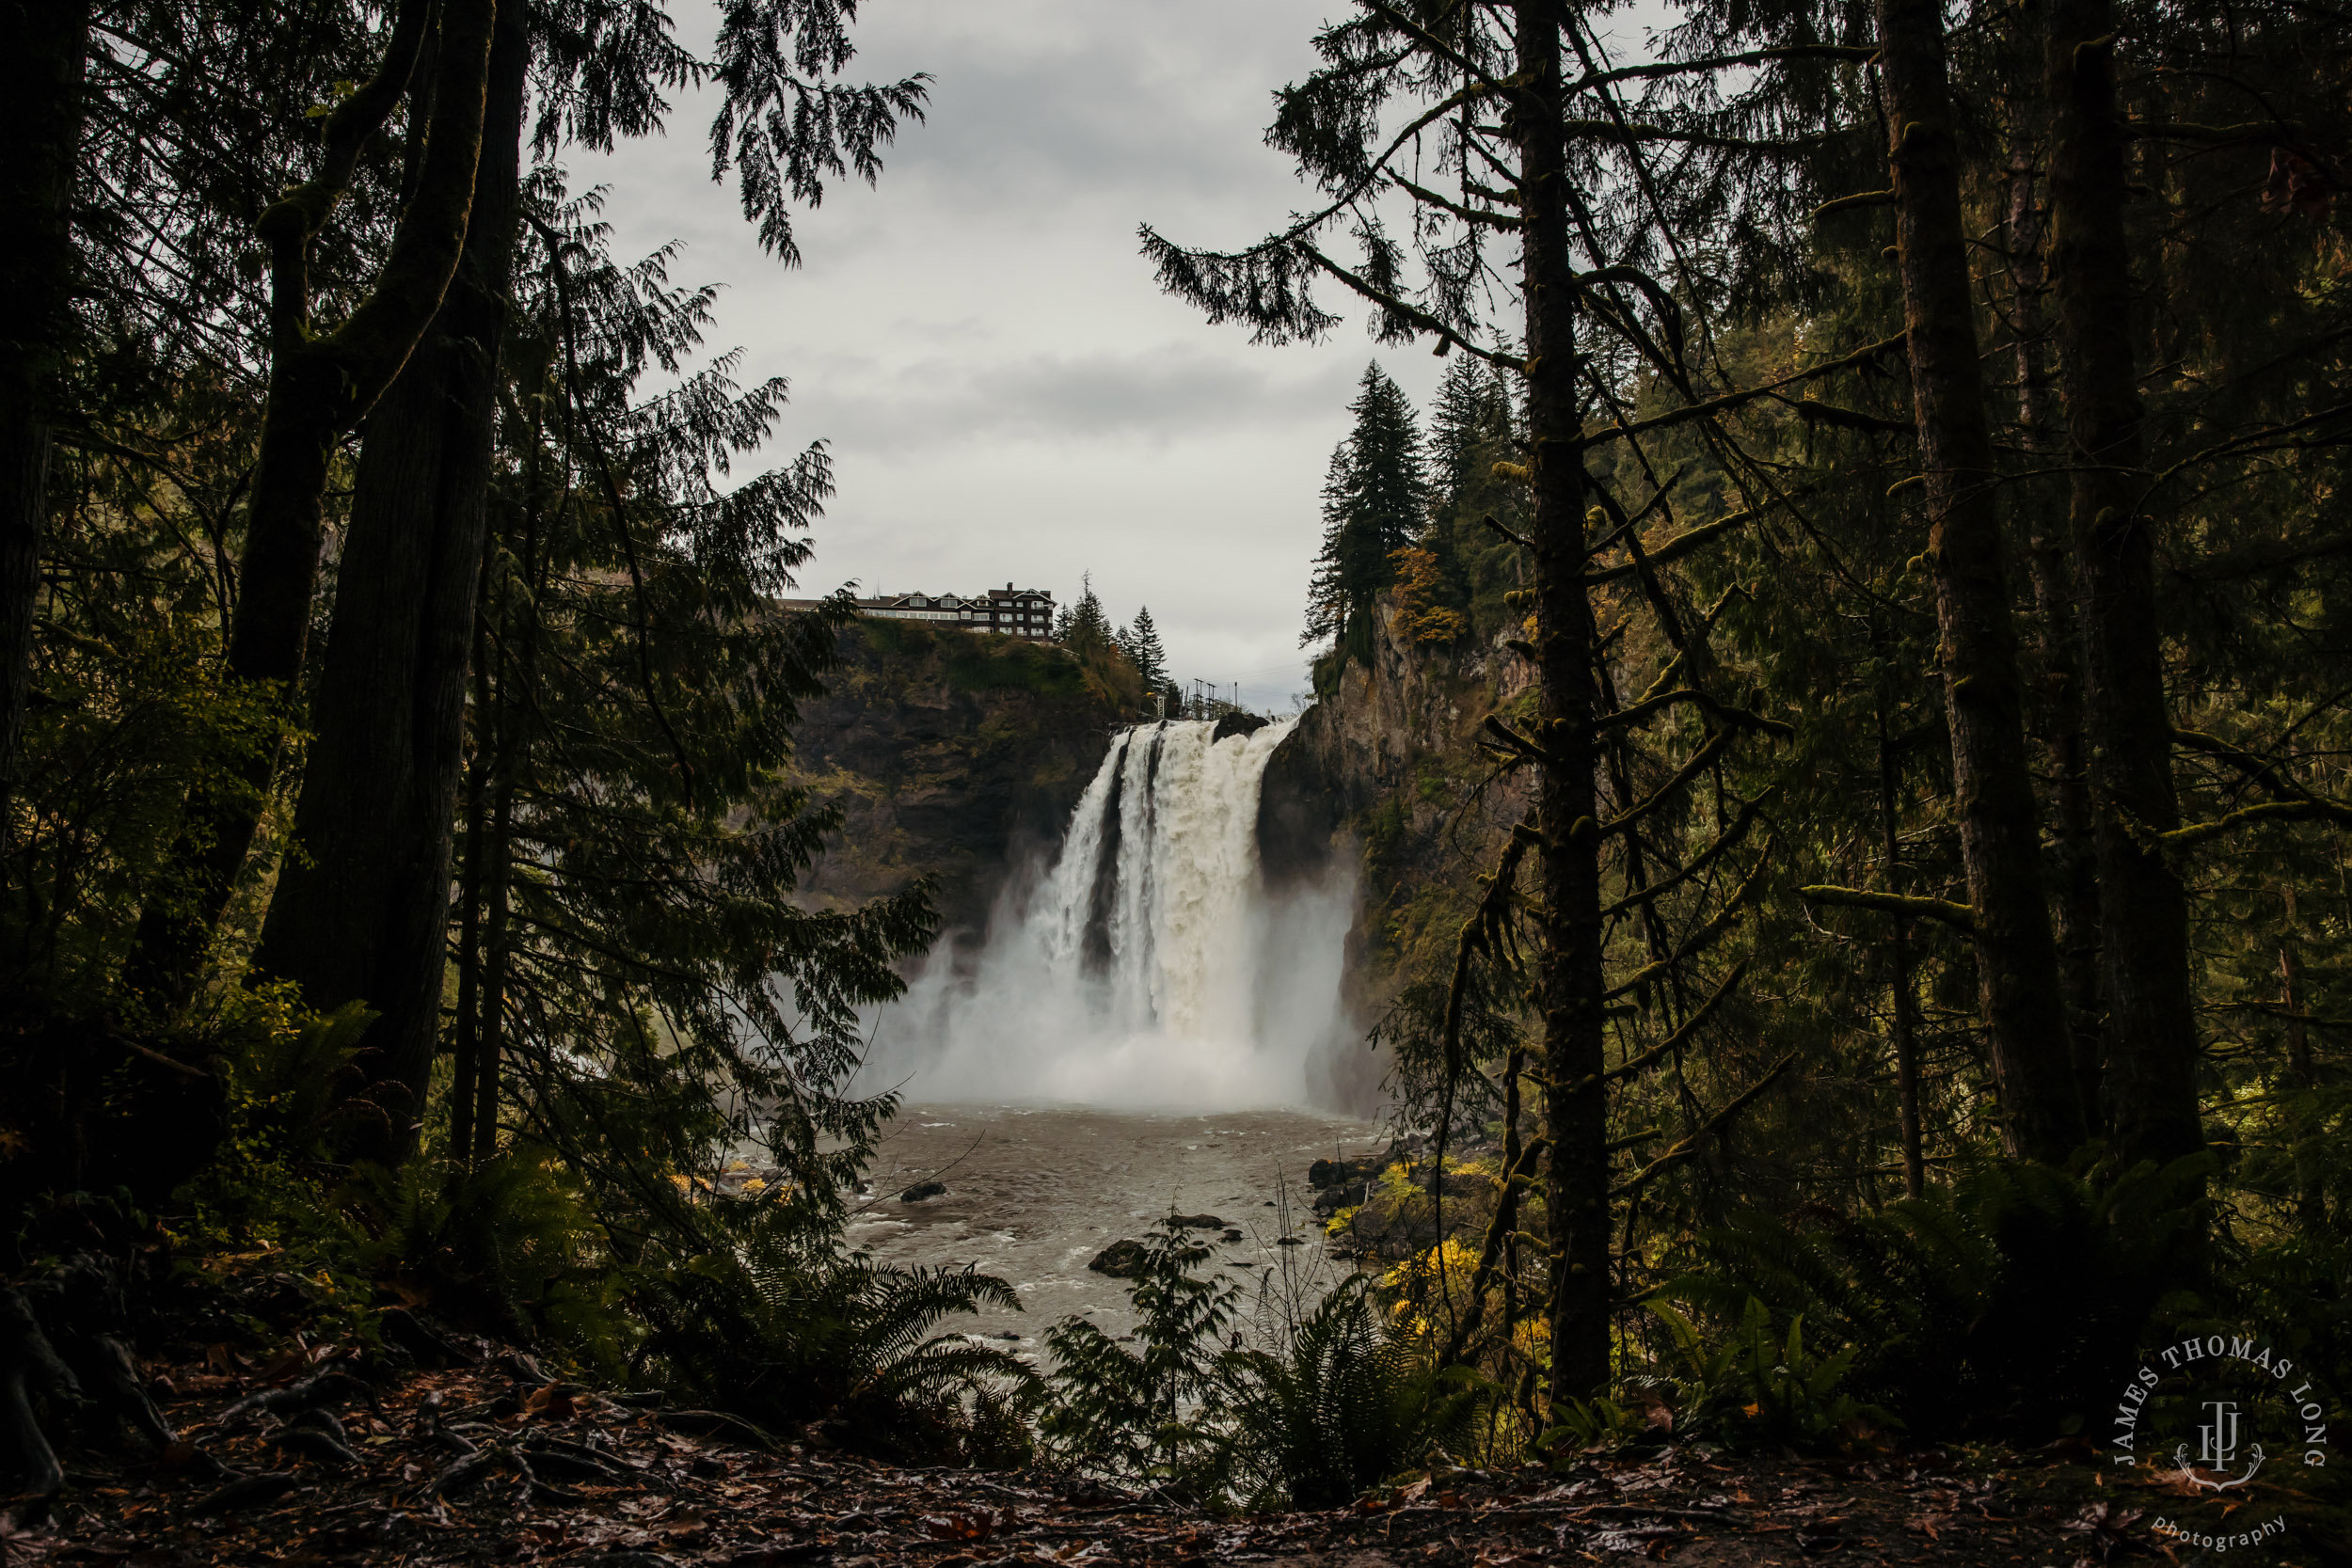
[2162,725,2352,846]
[1799,884,1977,933]
[1569,959,1749,1092]
[2124,118,2301,142]
[1601,726,1739,834]
[1611,1051,1800,1199]
[1392,174,1520,230]
[1600,791,1771,919]
[1358,0,1512,98]
[1299,241,1521,368]
[1595,687,1795,738]
[2155,799,2352,849]
[1604,852,1771,1003]
[1587,334,1909,446]
[1812,188,1896,218]
[1571,44,1880,92]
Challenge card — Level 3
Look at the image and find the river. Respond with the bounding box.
[848,1104,1391,1354]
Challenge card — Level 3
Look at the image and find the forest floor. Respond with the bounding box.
[4,1331,2263,1568]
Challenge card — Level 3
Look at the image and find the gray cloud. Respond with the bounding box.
[796,344,1357,449]
[580,0,1453,712]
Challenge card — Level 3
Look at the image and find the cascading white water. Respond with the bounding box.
[867,718,1359,1109]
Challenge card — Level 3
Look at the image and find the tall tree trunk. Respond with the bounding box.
[0,1,88,839]
[2043,0,2202,1166]
[253,3,528,1164]
[2279,884,2323,1224]
[2006,151,2106,1128]
[1513,0,1610,1409]
[471,753,518,1164]
[1875,0,2087,1163]
[447,612,490,1160]
[127,0,496,1011]
[1875,687,1926,1199]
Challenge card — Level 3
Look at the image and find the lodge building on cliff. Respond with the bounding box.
[775,583,1057,640]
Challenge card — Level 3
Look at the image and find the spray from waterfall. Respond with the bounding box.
[868,718,1358,1109]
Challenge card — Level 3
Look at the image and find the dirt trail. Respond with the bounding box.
[5,1345,2228,1568]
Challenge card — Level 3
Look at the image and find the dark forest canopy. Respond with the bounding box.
[0,0,2348,1529]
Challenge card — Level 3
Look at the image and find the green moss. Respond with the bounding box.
[1363,795,1408,870]
[859,618,937,657]
[945,636,1088,696]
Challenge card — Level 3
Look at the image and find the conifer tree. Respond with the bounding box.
[1872,0,2087,1161]
[1063,573,1115,659]
[1303,363,1429,667]
[444,180,935,1209]
[2042,0,2199,1164]
[0,1,90,829]
[1128,606,1168,692]
[243,0,929,1154]
[1144,0,1863,1407]
[1428,356,1513,505]
[126,0,499,1008]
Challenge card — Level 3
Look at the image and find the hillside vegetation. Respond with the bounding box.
[789,618,1139,941]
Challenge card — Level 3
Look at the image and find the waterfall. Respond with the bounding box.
[870,718,1358,1109]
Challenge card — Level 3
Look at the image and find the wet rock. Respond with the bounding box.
[1308,1157,1379,1190]
[1211,711,1270,742]
[1166,1212,1224,1229]
[1312,1181,1370,1214]
[1221,1228,1244,1243]
[898,1180,947,1202]
[1088,1240,1151,1278]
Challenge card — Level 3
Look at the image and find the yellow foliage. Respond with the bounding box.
[1383,1238,1485,1338]
[1391,545,1469,645]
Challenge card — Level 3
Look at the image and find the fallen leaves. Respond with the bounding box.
[11,1325,2171,1568]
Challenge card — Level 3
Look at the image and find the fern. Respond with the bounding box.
[1642,1295,1892,1450]
[1653,1155,2214,1440]
[1221,1275,1487,1508]
[1041,1221,1238,1488]
[627,1199,1036,1463]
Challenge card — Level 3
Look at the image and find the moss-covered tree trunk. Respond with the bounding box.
[2006,154,2105,1126]
[127,0,498,1010]
[2044,0,2201,1166]
[1875,683,1926,1198]
[252,1,528,1163]
[0,0,88,835]
[1515,0,1610,1408]
[1875,0,2086,1163]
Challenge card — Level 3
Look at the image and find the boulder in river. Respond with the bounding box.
[1308,1157,1378,1190]
[1311,1181,1370,1214]
[1088,1240,1151,1277]
[1211,711,1270,742]
[1166,1212,1224,1229]
[898,1180,947,1202]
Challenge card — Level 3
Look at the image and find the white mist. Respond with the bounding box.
[866,718,1359,1111]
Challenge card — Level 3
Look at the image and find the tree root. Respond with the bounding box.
[1,1255,180,1499]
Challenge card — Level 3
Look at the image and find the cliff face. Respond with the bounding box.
[1259,602,1532,984]
[789,621,1129,943]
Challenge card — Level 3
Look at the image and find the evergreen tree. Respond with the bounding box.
[1128,606,1168,692]
[1063,572,1115,659]
[1427,355,1514,505]
[446,178,937,1226]
[1302,364,1429,667]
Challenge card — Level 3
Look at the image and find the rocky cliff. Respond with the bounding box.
[1258,601,1533,985]
[789,620,1132,943]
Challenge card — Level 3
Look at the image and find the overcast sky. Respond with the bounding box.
[577,1,1455,711]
